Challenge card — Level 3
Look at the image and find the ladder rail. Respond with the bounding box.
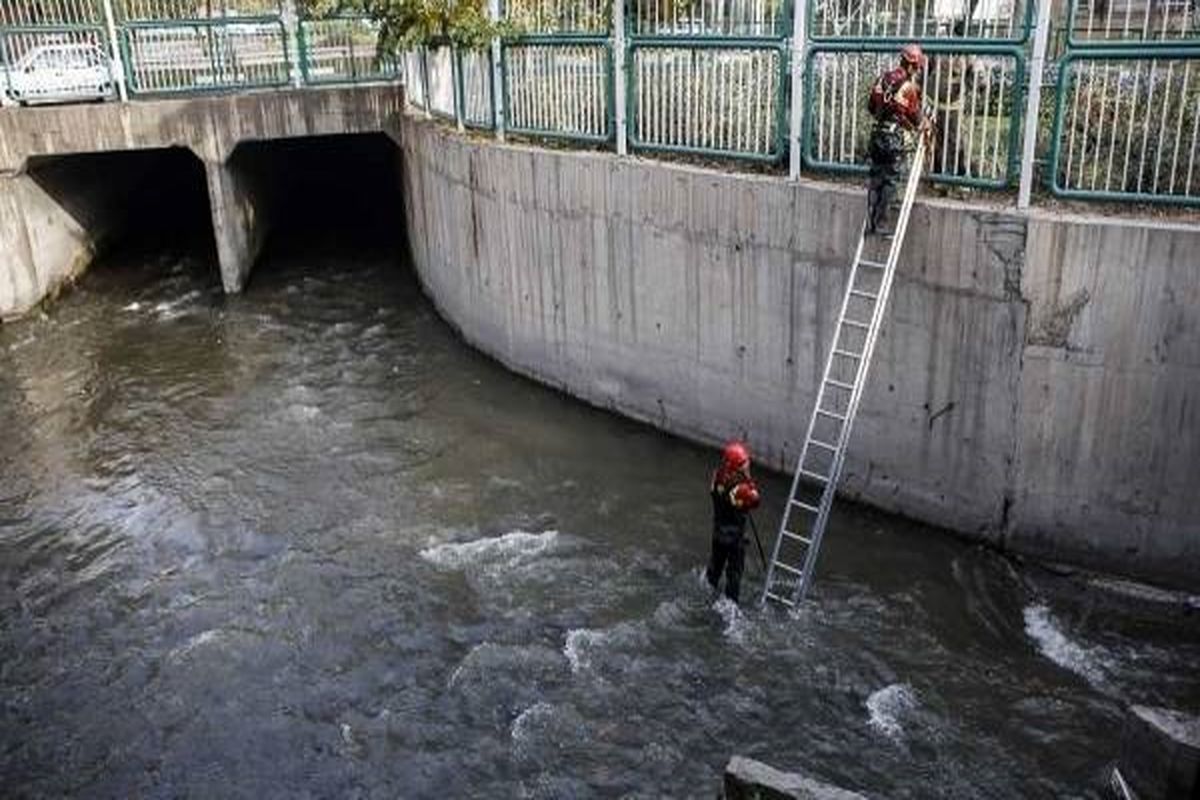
[789,140,927,604]
[761,139,927,608]
[760,214,871,605]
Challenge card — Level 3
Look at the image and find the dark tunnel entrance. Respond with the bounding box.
[25,147,219,282]
[230,133,407,282]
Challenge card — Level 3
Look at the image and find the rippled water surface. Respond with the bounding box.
[2,234,1198,799]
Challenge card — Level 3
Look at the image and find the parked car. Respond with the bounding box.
[4,43,114,106]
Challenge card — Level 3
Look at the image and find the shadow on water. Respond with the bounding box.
[1,133,1198,798]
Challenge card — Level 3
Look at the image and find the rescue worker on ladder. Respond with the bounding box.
[866,43,931,236]
[706,441,761,604]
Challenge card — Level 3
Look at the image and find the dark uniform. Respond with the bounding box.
[866,46,926,235]
[706,442,760,604]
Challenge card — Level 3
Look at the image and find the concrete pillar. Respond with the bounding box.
[1117,706,1200,800]
[203,157,268,294]
[0,170,93,319]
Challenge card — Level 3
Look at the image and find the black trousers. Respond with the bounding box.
[706,530,746,603]
[866,127,907,232]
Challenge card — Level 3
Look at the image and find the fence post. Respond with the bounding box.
[787,0,807,180]
[488,0,505,141]
[1018,0,1053,209]
[100,0,128,102]
[613,0,628,155]
[281,0,304,88]
[453,48,465,131]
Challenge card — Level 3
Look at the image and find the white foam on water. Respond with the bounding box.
[562,622,649,674]
[713,596,751,645]
[122,301,142,312]
[420,530,558,571]
[284,403,321,422]
[166,628,225,662]
[563,628,604,674]
[153,290,202,320]
[447,641,566,690]
[510,701,556,745]
[1023,603,1111,690]
[866,683,917,740]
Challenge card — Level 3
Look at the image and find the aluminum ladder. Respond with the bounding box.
[760,139,927,608]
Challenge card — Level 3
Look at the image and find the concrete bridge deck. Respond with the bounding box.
[1,85,403,315]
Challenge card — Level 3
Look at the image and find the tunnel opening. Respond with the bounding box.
[25,147,219,283]
[229,133,407,284]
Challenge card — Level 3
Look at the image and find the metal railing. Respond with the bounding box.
[427,43,456,119]
[1044,0,1200,204]
[503,40,613,141]
[405,48,428,109]
[805,43,1025,187]
[625,0,789,160]
[2,0,1199,208]
[1050,51,1199,202]
[459,48,495,128]
[119,17,290,94]
[809,0,1032,42]
[298,14,398,85]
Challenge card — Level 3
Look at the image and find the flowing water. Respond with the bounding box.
[2,219,1198,799]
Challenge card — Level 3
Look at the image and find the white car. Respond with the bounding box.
[4,43,114,106]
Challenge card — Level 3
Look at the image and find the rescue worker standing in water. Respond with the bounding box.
[707,441,761,604]
[866,43,929,236]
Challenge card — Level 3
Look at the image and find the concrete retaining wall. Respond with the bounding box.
[396,114,1200,588]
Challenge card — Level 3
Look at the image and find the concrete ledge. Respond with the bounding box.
[723,756,866,800]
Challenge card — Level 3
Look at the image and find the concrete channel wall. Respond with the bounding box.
[396,114,1200,588]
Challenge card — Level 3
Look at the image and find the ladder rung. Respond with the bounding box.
[764,590,795,607]
[825,378,855,391]
[773,562,804,577]
[783,530,813,544]
[815,409,846,421]
[849,289,878,301]
[832,348,861,360]
[859,258,887,269]
[789,499,819,513]
[841,319,870,330]
[807,439,837,452]
[798,468,828,483]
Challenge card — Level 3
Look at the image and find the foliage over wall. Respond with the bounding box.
[297,0,501,48]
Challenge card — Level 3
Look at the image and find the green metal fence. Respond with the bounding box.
[298,14,398,85]
[458,48,495,129]
[427,42,458,119]
[0,2,119,107]
[404,48,428,110]
[502,37,614,142]
[119,17,290,95]
[500,0,615,143]
[1046,0,1200,205]
[625,0,790,161]
[804,43,1026,188]
[2,0,1199,209]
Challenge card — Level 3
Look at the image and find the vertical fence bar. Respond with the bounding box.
[281,0,303,88]
[489,0,505,140]
[1019,0,1051,206]
[101,0,128,101]
[788,0,807,179]
[614,0,628,154]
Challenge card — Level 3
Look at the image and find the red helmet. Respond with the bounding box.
[900,43,926,69]
[721,441,751,472]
